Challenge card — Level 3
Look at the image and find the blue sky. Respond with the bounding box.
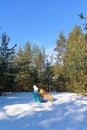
[0,0,87,53]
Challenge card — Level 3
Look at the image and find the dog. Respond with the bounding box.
[39,88,53,102]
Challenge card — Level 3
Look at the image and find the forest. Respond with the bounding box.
[0,14,87,95]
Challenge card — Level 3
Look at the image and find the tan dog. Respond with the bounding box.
[40,88,53,102]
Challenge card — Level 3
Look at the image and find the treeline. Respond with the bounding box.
[0,24,87,94]
[0,33,55,93]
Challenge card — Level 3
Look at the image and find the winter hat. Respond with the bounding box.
[33,85,38,92]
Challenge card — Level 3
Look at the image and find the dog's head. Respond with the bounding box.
[40,88,46,94]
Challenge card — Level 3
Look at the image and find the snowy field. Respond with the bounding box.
[0,92,87,130]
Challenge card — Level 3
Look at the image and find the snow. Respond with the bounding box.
[0,92,87,130]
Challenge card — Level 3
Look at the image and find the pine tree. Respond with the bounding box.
[64,25,87,93]
[15,42,33,91]
[0,32,16,93]
[54,31,66,92]
[42,59,54,92]
[54,31,66,64]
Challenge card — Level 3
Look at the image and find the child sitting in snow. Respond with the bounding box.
[33,85,43,102]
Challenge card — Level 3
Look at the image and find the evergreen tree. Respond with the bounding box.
[32,45,46,86]
[0,32,16,92]
[54,31,66,91]
[54,31,66,64]
[15,42,33,91]
[42,59,54,92]
[64,25,87,93]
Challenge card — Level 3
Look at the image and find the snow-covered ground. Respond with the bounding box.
[0,92,87,130]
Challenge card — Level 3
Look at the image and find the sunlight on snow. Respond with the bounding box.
[0,92,87,130]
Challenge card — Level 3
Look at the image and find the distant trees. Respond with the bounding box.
[14,42,54,91]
